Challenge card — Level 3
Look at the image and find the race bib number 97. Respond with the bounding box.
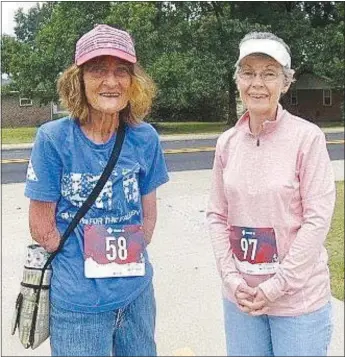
[84,224,145,278]
[229,226,279,275]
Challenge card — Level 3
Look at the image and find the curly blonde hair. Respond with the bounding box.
[57,62,156,125]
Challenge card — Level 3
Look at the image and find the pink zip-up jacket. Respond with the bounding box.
[206,104,336,316]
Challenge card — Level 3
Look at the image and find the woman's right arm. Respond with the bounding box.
[25,127,63,252]
[206,140,246,295]
[29,200,61,253]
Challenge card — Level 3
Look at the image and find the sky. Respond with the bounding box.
[1,1,40,36]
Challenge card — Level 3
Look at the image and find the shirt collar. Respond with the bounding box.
[235,103,287,135]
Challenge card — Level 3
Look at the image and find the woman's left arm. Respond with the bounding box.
[258,129,336,302]
[142,190,157,245]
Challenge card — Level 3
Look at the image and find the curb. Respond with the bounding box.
[2,143,34,151]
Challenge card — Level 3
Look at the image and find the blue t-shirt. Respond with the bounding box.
[25,117,169,312]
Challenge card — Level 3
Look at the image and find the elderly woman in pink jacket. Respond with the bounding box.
[206,31,335,357]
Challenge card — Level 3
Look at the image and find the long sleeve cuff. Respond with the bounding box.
[258,277,285,302]
[225,275,247,296]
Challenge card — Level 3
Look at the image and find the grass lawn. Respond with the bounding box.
[2,121,343,144]
[326,181,344,301]
[316,121,344,128]
[2,127,38,144]
[152,121,231,135]
[2,122,231,144]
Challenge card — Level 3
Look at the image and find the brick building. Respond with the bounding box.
[281,72,343,123]
[1,92,53,128]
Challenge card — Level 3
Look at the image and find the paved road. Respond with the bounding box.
[1,132,344,184]
[1,132,344,159]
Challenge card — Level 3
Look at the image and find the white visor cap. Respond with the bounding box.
[236,39,291,68]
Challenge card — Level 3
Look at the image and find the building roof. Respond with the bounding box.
[292,72,332,90]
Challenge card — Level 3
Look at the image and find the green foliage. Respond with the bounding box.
[3,2,111,104]
[2,1,344,121]
[1,86,19,96]
[307,2,344,87]
[14,2,56,43]
[151,121,230,134]
[1,35,20,75]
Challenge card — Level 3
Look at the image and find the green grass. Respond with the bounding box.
[316,121,344,128]
[152,122,231,135]
[326,181,344,301]
[3,120,342,144]
[1,122,232,143]
[2,127,38,144]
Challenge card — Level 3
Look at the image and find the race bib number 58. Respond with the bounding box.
[84,224,146,278]
[229,226,279,275]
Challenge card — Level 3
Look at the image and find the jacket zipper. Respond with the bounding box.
[255,122,265,146]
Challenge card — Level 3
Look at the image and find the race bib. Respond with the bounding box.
[84,224,146,278]
[229,226,279,275]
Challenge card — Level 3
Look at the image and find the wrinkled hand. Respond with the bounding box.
[249,288,270,316]
[234,282,256,311]
[235,283,269,316]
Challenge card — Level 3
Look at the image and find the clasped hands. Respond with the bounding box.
[235,282,270,316]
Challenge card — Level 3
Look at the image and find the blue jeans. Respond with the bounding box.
[50,282,156,356]
[223,299,332,356]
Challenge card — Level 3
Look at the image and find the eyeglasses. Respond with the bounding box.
[84,64,131,79]
[238,70,282,82]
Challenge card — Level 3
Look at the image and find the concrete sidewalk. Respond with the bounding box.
[2,168,344,356]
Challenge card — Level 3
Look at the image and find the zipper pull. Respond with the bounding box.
[256,138,260,146]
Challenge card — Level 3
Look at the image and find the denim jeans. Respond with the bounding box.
[50,282,156,356]
[223,299,332,356]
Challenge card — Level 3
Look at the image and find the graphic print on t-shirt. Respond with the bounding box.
[122,167,139,203]
[61,173,113,209]
[61,164,140,210]
[229,226,279,275]
[26,160,38,181]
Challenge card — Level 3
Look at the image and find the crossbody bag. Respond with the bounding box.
[11,120,126,349]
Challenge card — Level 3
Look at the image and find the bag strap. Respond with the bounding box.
[43,119,126,270]
[28,119,126,348]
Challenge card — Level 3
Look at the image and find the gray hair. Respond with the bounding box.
[240,32,291,56]
[234,31,295,86]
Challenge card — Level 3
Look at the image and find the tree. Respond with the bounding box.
[2,1,343,121]
[14,2,56,43]
[1,35,19,76]
[4,2,111,103]
[230,1,344,85]
[106,1,231,122]
[306,2,344,87]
